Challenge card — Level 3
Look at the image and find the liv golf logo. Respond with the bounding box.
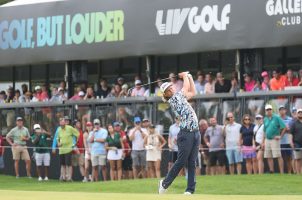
[155,4,231,35]
[266,0,302,26]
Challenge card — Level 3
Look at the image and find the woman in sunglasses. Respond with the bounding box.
[239,114,257,174]
[253,114,264,174]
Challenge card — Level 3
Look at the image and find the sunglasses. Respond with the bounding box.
[256,117,262,120]
[244,118,250,121]
[266,109,272,111]
[94,123,100,125]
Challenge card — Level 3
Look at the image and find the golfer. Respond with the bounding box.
[158,72,200,195]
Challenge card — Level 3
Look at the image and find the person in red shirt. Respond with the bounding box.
[71,120,85,180]
[270,68,287,91]
[0,134,5,172]
[113,122,133,179]
[285,69,299,87]
[35,85,49,101]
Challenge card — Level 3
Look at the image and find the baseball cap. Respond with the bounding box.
[33,124,41,130]
[134,117,141,123]
[113,122,121,127]
[261,71,269,77]
[93,119,100,125]
[255,114,263,119]
[160,82,172,93]
[78,91,85,96]
[135,80,142,85]
[16,117,23,121]
[34,86,41,91]
[265,104,273,110]
[279,105,286,110]
[297,108,302,113]
[64,116,70,120]
[142,118,149,122]
[86,121,93,126]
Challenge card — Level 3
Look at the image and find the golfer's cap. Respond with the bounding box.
[142,118,149,122]
[135,80,142,85]
[255,114,263,119]
[33,124,41,130]
[93,119,100,125]
[134,117,141,123]
[160,82,172,93]
[261,71,269,77]
[113,122,121,127]
[78,91,85,96]
[16,117,23,121]
[297,109,302,113]
[34,85,41,91]
[265,104,273,110]
[86,121,93,126]
[279,105,286,110]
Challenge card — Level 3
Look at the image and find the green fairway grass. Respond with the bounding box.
[0,174,301,195]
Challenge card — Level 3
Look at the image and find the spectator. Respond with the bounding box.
[230,77,240,93]
[270,68,286,91]
[57,117,79,181]
[41,84,49,100]
[96,79,111,99]
[298,69,302,86]
[223,112,243,175]
[168,117,180,171]
[169,73,183,92]
[58,88,68,101]
[0,91,6,103]
[144,124,166,178]
[84,87,95,100]
[253,79,262,91]
[49,87,60,102]
[70,91,85,101]
[129,117,148,178]
[114,84,122,96]
[155,77,164,95]
[279,105,293,174]
[199,119,210,175]
[59,81,68,98]
[215,72,231,93]
[285,69,299,87]
[239,114,256,174]
[194,73,205,94]
[107,87,118,98]
[83,121,93,182]
[253,114,265,174]
[106,124,124,181]
[141,118,150,130]
[118,84,129,98]
[263,104,286,173]
[243,73,256,92]
[13,90,21,103]
[31,91,39,102]
[204,117,226,175]
[35,85,48,101]
[117,77,125,86]
[6,117,31,178]
[204,73,215,94]
[72,120,85,180]
[21,84,28,96]
[290,108,302,174]
[6,87,14,103]
[31,124,51,181]
[88,119,108,181]
[131,80,145,97]
[0,133,5,172]
[261,71,270,91]
[113,122,132,179]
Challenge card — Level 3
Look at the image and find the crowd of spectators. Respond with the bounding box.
[1,68,302,104]
[1,103,302,181]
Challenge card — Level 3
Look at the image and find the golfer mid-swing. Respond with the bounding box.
[158,72,201,195]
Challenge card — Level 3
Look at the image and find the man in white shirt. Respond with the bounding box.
[168,117,180,170]
[129,117,148,179]
[223,112,243,175]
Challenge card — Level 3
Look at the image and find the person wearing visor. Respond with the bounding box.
[158,72,200,195]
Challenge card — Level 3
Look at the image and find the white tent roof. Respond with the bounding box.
[1,0,65,7]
